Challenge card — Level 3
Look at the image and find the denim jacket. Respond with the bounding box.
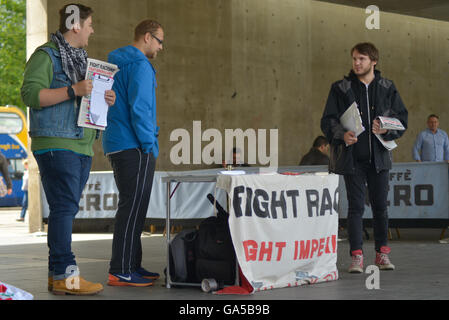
[29,47,85,139]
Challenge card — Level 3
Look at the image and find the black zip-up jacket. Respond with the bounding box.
[320,69,408,175]
[299,148,329,166]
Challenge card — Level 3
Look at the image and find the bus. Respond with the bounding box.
[0,105,28,207]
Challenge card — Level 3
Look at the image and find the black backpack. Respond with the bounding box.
[194,195,237,285]
[166,229,199,284]
[165,194,237,286]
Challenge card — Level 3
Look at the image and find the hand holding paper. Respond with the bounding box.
[373,116,405,151]
[73,79,93,97]
[340,102,365,146]
[344,131,358,146]
[372,119,387,135]
[104,90,116,106]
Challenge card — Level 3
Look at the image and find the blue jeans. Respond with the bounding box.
[34,150,92,279]
[20,191,28,218]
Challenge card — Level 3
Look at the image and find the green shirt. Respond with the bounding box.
[21,42,96,157]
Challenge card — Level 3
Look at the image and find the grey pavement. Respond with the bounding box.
[1,208,448,301]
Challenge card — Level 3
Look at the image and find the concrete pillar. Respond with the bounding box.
[26,0,47,233]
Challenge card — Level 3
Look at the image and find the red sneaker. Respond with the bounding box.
[348,249,363,273]
[375,246,395,270]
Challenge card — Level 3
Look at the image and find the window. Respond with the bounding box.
[0,113,23,134]
[7,159,24,180]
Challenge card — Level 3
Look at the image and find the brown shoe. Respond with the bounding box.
[52,276,103,295]
[48,277,53,291]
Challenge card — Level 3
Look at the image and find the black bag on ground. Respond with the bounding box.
[194,194,237,285]
[166,229,199,283]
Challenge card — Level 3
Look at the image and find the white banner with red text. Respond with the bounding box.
[216,173,339,292]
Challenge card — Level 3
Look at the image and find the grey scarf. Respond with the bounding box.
[50,31,87,83]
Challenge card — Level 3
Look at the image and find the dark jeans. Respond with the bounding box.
[344,161,389,255]
[108,148,156,274]
[20,190,28,219]
[34,150,92,279]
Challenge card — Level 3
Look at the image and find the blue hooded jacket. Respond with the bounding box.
[103,45,159,157]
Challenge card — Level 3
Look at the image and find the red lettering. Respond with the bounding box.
[318,238,325,257]
[325,236,331,254]
[275,242,286,261]
[296,236,338,260]
[298,240,310,259]
[294,241,299,260]
[258,241,273,261]
[243,240,258,261]
[310,239,319,258]
[332,234,337,253]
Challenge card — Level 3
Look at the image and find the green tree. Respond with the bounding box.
[0,0,26,114]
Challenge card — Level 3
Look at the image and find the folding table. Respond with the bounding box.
[161,174,218,289]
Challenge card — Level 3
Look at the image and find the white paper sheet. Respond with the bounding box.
[375,133,397,151]
[340,102,365,137]
[78,58,119,130]
[89,74,114,127]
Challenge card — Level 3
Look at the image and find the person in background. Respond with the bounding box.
[222,147,251,169]
[412,114,449,163]
[299,136,330,166]
[0,152,12,197]
[16,159,29,222]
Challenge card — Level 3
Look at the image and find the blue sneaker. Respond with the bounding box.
[136,267,160,280]
[108,272,154,287]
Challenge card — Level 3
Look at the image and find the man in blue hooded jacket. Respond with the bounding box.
[103,20,163,287]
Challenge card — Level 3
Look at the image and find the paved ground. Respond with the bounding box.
[1,208,448,302]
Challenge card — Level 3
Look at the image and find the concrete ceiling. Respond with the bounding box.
[313,0,449,22]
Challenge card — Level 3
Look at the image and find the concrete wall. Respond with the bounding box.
[26,0,47,233]
[35,0,449,171]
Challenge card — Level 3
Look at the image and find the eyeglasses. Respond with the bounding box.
[151,34,163,45]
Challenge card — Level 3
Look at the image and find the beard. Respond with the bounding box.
[353,66,372,77]
[146,50,158,59]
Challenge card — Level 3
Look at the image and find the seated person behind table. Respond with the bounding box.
[222,147,250,168]
[299,136,329,166]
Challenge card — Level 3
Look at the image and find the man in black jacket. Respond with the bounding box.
[321,43,408,273]
[299,136,329,166]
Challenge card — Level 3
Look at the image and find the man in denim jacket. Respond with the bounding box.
[21,3,115,295]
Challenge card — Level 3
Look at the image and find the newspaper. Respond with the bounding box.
[77,58,119,130]
[340,102,365,137]
[377,116,405,131]
[374,116,405,151]
[339,105,400,151]
[375,134,397,151]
